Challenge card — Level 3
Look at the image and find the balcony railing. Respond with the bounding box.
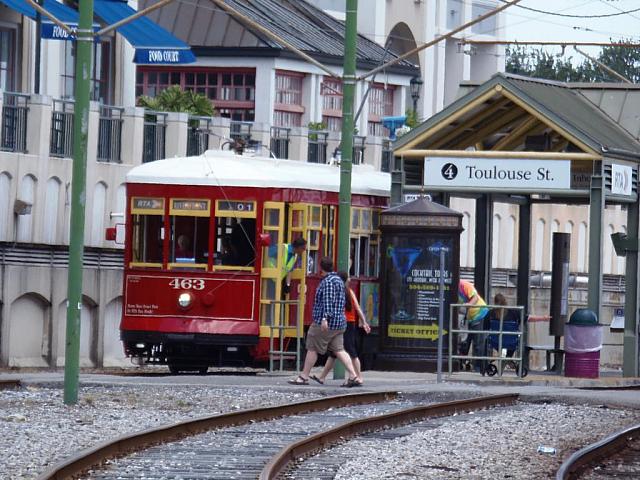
[142,110,167,163]
[97,105,123,163]
[381,139,392,172]
[50,99,74,158]
[352,135,366,165]
[230,120,253,143]
[1,92,28,153]
[187,116,211,156]
[270,126,290,159]
[307,130,328,164]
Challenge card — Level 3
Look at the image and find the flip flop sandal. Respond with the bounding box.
[287,375,309,385]
[346,378,363,388]
[310,375,324,385]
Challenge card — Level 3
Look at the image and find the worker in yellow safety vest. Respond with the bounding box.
[282,237,307,295]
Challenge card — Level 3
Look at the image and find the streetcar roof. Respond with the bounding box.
[126,150,391,197]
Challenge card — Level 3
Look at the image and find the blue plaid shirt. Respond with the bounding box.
[312,272,346,330]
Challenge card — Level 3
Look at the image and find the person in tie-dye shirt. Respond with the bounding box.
[458,280,490,373]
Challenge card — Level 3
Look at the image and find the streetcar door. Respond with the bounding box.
[286,204,309,337]
[259,202,285,337]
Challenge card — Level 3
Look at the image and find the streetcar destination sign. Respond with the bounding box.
[424,157,571,190]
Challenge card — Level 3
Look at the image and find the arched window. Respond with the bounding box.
[504,215,516,269]
[460,211,470,267]
[548,220,560,270]
[90,182,107,246]
[604,224,615,274]
[577,222,587,272]
[533,219,545,270]
[0,172,11,241]
[16,174,36,242]
[492,213,501,268]
[43,177,61,244]
[616,226,627,274]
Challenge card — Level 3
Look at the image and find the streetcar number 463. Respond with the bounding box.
[169,278,205,290]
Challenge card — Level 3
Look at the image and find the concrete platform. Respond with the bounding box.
[1,367,639,408]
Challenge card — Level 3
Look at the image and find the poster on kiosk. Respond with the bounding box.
[377,198,462,371]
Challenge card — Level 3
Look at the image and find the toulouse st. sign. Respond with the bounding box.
[424,157,571,191]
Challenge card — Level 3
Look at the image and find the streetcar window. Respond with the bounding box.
[168,198,210,270]
[349,208,381,278]
[214,217,256,268]
[130,196,165,268]
[131,214,163,266]
[169,216,209,267]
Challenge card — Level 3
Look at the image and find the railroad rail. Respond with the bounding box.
[261,393,519,480]
[0,379,21,390]
[556,423,640,479]
[36,391,396,480]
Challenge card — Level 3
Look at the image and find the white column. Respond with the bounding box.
[26,94,53,158]
[165,112,189,158]
[120,107,145,165]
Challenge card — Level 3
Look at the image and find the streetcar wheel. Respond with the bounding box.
[198,366,208,375]
[486,364,498,377]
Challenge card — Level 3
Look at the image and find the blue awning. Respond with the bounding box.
[93,0,196,64]
[0,0,89,40]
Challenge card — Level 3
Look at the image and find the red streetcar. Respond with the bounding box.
[120,150,389,372]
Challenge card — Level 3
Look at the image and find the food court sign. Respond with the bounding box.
[424,157,571,192]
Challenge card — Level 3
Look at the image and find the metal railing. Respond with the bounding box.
[97,105,123,163]
[230,120,253,143]
[142,110,167,163]
[187,116,212,156]
[381,139,392,172]
[50,99,74,158]
[307,130,328,164]
[448,303,526,377]
[352,135,366,165]
[270,126,290,159]
[268,299,303,372]
[1,92,28,153]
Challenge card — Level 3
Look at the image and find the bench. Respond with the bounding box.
[527,345,564,372]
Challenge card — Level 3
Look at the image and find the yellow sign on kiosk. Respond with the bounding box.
[388,324,447,341]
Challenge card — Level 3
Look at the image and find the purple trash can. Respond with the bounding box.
[564,310,603,379]
[565,351,600,378]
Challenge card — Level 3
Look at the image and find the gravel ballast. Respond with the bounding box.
[331,402,640,479]
[1,383,320,479]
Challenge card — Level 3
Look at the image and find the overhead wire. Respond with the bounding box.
[497,0,640,18]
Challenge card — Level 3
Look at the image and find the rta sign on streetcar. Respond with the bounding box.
[425,157,571,191]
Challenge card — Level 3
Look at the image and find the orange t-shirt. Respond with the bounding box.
[345,288,357,323]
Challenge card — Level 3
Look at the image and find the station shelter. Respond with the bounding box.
[391,73,640,377]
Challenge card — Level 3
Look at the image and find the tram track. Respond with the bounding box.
[37,391,396,480]
[556,422,640,479]
[37,392,517,480]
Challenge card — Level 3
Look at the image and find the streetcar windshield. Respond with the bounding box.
[169,198,210,270]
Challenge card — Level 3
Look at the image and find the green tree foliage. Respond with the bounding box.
[137,86,214,116]
[505,41,640,83]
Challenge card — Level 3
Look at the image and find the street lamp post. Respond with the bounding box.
[410,76,423,113]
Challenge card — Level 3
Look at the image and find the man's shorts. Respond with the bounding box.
[305,323,345,355]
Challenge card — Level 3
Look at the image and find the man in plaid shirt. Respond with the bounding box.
[289,256,360,387]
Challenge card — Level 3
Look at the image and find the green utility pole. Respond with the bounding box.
[64,0,94,405]
[334,0,357,380]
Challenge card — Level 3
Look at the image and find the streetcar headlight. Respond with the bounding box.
[178,292,193,308]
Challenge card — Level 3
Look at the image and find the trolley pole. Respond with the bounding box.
[334,0,357,381]
[64,0,94,405]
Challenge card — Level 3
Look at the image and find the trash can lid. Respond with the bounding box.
[568,308,598,325]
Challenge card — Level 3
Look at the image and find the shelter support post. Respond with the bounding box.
[624,196,639,377]
[391,155,404,207]
[517,199,531,370]
[474,194,493,299]
[587,176,604,321]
